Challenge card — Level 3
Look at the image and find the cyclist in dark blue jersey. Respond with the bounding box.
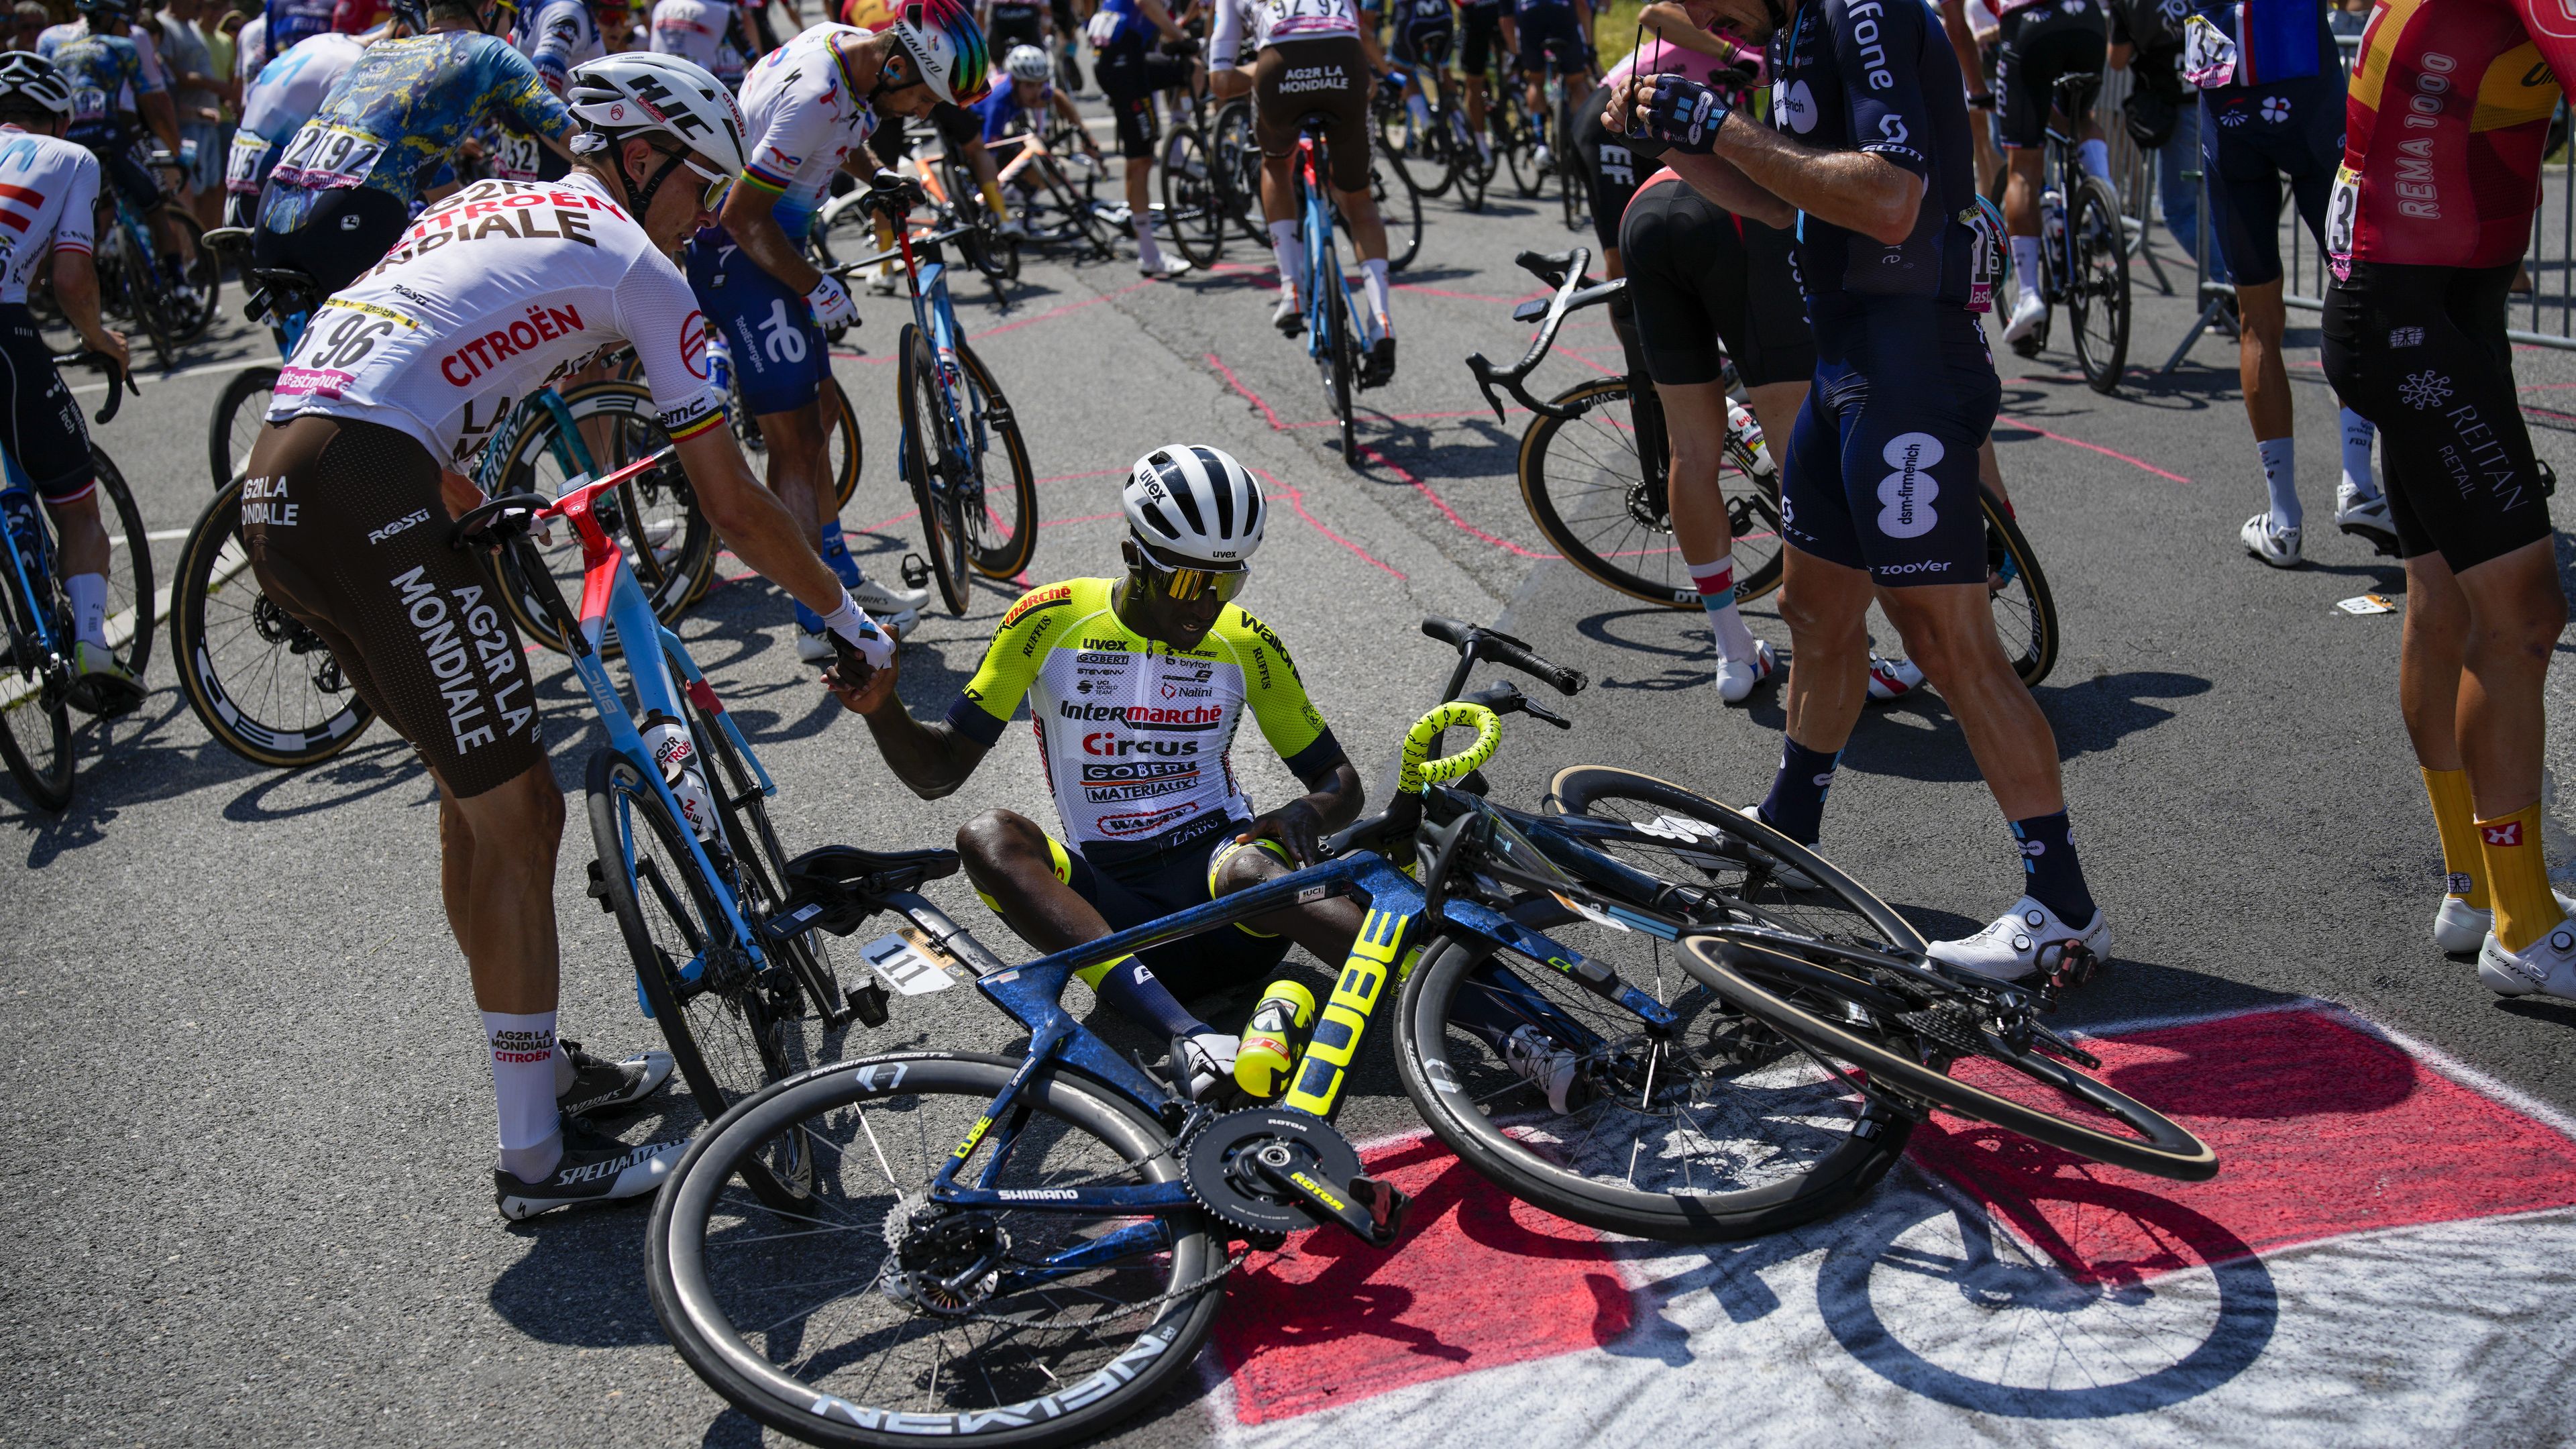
[267,0,342,52]
[1612,0,2109,983]
[1513,0,1592,172]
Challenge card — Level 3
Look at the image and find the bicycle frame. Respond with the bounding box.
[1295,129,1384,363]
[887,219,991,494]
[0,446,60,667]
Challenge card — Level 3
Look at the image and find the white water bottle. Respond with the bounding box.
[640,710,720,846]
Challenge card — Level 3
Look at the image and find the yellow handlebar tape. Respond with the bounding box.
[1397,702,1502,794]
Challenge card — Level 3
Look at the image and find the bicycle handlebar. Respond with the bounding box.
[52,347,137,425]
[1462,246,1629,424]
[1421,615,1588,696]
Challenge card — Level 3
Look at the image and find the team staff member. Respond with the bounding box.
[689,8,983,659]
[1615,0,2108,981]
[1211,0,1399,381]
[243,54,897,1217]
[2319,0,2576,1000]
[1085,0,1198,276]
[0,55,141,713]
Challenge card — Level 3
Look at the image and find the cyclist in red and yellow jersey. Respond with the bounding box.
[2319,0,2576,1000]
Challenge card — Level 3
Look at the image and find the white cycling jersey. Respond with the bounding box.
[265,170,726,470]
[0,127,100,307]
[739,23,879,239]
[229,32,368,202]
[235,12,270,85]
[651,0,745,85]
[518,0,604,94]
[1210,0,1358,68]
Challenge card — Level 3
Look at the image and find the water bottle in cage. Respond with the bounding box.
[640,709,723,849]
[705,330,733,402]
[0,480,45,590]
[937,345,962,392]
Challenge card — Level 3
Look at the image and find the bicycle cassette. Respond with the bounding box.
[1181,1108,1408,1247]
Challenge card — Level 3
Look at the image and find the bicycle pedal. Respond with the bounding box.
[1346,1173,1409,1246]
[2036,942,2100,1003]
[848,979,892,1028]
[584,858,615,912]
[900,553,931,589]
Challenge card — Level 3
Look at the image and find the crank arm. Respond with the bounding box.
[1254,1155,1409,1247]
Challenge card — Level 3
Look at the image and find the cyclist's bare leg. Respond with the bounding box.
[440,759,568,1015]
[1210,839,1366,961]
[2402,549,2471,775]
[753,402,829,552]
[2406,539,2563,817]
[1876,581,2066,819]
[957,807,1119,951]
[1742,380,1804,470]
[40,493,109,582]
[2002,142,2042,242]
[2237,277,2293,444]
[1778,548,1875,752]
[1334,185,1386,260]
[1660,380,1740,565]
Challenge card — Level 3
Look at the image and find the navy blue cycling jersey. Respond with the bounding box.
[1766,0,1978,309]
[266,0,339,52]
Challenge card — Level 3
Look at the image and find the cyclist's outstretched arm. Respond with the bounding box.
[822,655,996,798]
[718,180,827,294]
[48,244,128,375]
[1659,149,1794,228]
[674,426,868,625]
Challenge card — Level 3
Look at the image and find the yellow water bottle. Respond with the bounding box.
[1234,979,1318,1099]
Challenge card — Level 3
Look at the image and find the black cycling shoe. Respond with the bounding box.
[64,646,144,717]
[557,1040,674,1119]
[493,1122,688,1220]
[1359,335,1397,390]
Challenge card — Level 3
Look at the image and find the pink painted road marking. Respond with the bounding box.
[1909,1006,2576,1287]
[1205,351,1288,430]
[1994,419,2192,484]
[1251,469,1408,580]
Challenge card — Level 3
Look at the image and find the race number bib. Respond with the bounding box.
[224,132,272,195]
[2181,13,2239,89]
[70,86,108,123]
[2325,164,2358,278]
[1083,7,1121,46]
[1267,0,1356,38]
[270,120,386,190]
[490,130,543,180]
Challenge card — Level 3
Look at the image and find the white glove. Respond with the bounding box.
[806,272,858,329]
[820,592,896,669]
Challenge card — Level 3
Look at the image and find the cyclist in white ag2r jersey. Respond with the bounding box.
[650,0,750,89]
[239,52,898,1221]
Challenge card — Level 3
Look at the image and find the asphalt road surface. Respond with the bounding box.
[10,146,2576,1448]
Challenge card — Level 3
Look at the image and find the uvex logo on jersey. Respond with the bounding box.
[1056,700,1224,731]
[373,181,629,276]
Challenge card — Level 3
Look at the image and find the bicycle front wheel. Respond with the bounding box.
[647,1053,1227,1449]
[1398,922,1914,1241]
[91,450,154,686]
[1983,488,2059,688]
[1159,125,1226,269]
[168,215,221,345]
[1214,101,1267,245]
[490,382,715,653]
[2067,175,2131,394]
[168,478,374,768]
[954,341,1039,579]
[208,365,279,489]
[824,374,864,511]
[588,749,822,1210]
[898,324,973,614]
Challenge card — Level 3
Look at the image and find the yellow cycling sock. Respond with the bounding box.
[1075,953,1131,990]
[2422,767,2487,907]
[2477,802,2561,952]
[979,180,1011,221]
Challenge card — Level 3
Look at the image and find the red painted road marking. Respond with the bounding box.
[1909,1006,2576,1287]
[1991,420,2193,484]
[1212,1131,1631,1425]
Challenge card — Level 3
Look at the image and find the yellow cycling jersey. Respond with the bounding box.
[945,578,1346,857]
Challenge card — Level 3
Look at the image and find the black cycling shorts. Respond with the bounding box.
[987,7,1045,54]
[1574,83,1636,256]
[239,414,545,798]
[2321,260,2551,574]
[1513,3,1589,75]
[0,305,97,503]
[252,184,411,300]
[1095,42,1194,160]
[1994,0,2107,150]
[1392,2,1455,68]
[2202,74,2343,288]
[1780,299,2000,588]
[1252,37,1374,191]
[987,816,1296,998]
[1460,2,1507,74]
[1619,174,1815,389]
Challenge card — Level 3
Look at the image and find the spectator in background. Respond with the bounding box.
[156,0,231,228]
[2107,0,2224,288]
[8,1,48,50]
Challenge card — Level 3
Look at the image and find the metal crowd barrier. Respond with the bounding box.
[2164,34,2576,372]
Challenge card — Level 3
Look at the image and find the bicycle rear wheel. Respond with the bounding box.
[898,325,973,614]
[1982,489,2058,688]
[1371,150,1424,272]
[207,366,279,489]
[168,478,374,768]
[1321,258,1358,466]
[953,341,1039,579]
[1159,125,1226,269]
[1214,101,1267,246]
[588,750,822,1212]
[2067,175,2131,394]
[167,215,221,345]
[1398,922,1913,1241]
[1447,104,1489,211]
[89,451,154,687]
[1495,88,1540,197]
[647,1053,1227,1449]
[1682,936,2218,1181]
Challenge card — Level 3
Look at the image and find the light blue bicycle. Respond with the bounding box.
[1288,114,1385,467]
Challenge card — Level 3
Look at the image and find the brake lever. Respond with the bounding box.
[1519,696,1572,729]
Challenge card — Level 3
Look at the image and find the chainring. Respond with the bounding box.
[1181,1107,1366,1238]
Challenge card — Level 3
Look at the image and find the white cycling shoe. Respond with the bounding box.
[1926,895,2111,983]
[1175,1032,1240,1102]
[2335,480,2400,557]
[2478,924,2576,1002]
[2434,889,2576,953]
[1715,638,1778,705]
[2239,512,2303,568]
[1138,254,1195,280]
[2002,292,2047,347]
[1273,289,1305,335]
[1866,654,1926,702]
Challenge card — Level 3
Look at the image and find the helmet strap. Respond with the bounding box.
[624,140,692,217]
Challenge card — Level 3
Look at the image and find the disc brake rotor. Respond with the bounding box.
[1181,1107,1366,1238]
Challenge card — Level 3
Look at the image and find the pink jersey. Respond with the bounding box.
[1602,28,1756,92]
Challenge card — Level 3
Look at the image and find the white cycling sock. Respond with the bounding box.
[2258,435,2300,530]
[1361,257,1393,333]
[2010,236,2043,305]
[485,1010,564,1183]
[1685,553,1758,663]
[2077,137,2111,183]
[1134,213,1165,270]
[64,572,107,649]
[1268,219,1304,297]
[2339,408,2378,498]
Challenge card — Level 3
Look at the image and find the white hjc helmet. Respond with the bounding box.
[1122,444,1265,568]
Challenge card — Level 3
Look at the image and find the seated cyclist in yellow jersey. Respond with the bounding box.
[828,444,1618,1113]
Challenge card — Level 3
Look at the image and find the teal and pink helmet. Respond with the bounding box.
[889,0,990,107]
